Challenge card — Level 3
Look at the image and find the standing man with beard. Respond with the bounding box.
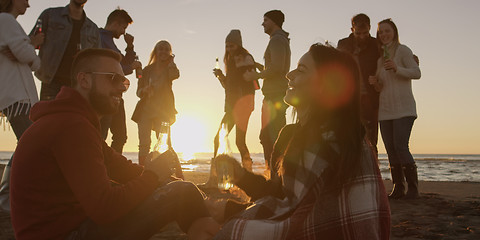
[10,49,220,240]
[31,0,100,101]
[99,9,142,153]
[244,10,291,171]
[337,13,381,155]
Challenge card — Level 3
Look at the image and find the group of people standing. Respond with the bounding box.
[1,0,422,238]
[337,14,421,200]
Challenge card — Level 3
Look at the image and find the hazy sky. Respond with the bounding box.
[2,0,479,155]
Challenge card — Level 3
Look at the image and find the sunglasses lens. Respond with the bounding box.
[113,74,130,91]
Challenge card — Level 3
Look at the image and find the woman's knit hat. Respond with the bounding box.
[225,29,242,47]
[264,10,285,28]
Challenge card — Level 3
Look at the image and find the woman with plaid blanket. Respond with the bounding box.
[209,44,390,240]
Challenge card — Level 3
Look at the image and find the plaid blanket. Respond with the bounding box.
[214,126,390,240]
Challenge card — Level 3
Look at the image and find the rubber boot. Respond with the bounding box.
[403,163,420,199]
[242,157,253,172]
[388,164,406,199]
[0,165,11,212]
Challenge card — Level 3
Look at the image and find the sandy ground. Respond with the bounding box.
[0,170,479,239]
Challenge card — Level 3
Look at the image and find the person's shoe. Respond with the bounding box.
[0,165,11,212]
[388,164,406,199]
[403,163,420,199]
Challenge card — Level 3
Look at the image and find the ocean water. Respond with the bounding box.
[1,151,479,182]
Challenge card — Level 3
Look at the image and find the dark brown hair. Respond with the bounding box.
[106,9,133,25]
[71,48,122,86]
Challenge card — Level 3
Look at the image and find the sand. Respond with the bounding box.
[0,168,479,239]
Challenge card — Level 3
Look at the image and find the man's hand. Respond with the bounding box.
[1,47,17,62]
[131,60,142,70]
[30,33,45,48]
[124,33,134,47]
[243,69,260,82]
[144,149,177,182]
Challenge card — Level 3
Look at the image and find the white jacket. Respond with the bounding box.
[0,13,40,116]
[377,44,421,121]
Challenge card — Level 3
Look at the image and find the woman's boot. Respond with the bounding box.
[388,164,406,199]
[403,163,420,199]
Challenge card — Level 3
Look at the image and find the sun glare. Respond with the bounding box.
[170,113,210,160]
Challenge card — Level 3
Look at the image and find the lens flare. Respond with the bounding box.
[312,63,355,109]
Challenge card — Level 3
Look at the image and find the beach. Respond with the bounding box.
[0,166,479,239]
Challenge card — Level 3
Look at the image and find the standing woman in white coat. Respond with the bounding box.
[0,0,43,211]
[369,18,421,200]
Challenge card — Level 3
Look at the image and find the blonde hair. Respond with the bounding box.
[148,40,172,65]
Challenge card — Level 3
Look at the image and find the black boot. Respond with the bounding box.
[388,164,406,199]
[403,163,420,199]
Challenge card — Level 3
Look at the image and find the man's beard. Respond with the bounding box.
[89,82,118,116]
[71,0,87,8]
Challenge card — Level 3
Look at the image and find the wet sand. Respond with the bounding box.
[0,169,479,239]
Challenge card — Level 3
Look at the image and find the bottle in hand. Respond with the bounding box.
[135,55,143,79]
[34,19,42,49]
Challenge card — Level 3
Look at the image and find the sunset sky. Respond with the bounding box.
[1,0,479,155]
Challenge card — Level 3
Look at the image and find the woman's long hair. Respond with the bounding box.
[148,40,172,66]
[376,18,400,60]
[284,44,365,188]
[223,45,249,74]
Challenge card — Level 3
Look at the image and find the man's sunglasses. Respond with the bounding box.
[85,72,130,91]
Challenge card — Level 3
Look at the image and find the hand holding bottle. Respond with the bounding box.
[144,149,178,182]
[383,59,397,72]
[30,33,45,48]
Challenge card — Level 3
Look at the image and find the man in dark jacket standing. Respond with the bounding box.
[337,13,381,154]
[99,9,142,153]
[245,10,291,170]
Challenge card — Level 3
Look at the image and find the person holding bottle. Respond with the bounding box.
[132,40,180,170]
[212,29,259,171]
[368,19,421,199]
[208,44,390,239]
[200,30,260,190]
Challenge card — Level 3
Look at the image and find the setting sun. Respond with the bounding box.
[170,113,211,159]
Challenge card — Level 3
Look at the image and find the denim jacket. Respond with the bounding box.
[30,5,100,83]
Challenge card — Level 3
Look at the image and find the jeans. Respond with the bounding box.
[380,116,416,165]
[101,99,127,153]
[259,95,288,168]
[65,181,210,240]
